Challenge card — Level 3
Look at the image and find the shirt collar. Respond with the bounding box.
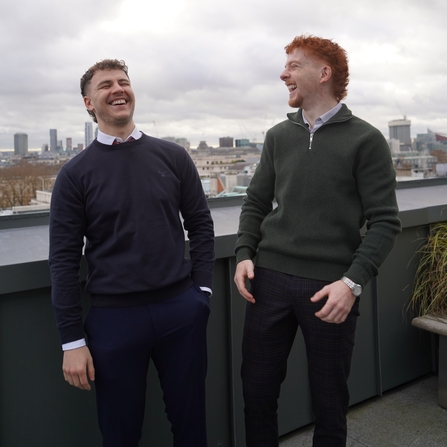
[302,103,342,133]
[97,127,142,145]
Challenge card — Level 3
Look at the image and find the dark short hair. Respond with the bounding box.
[80,59,129,122]
[285,35,349,102]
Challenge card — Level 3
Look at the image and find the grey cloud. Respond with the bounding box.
[1,0,447,149]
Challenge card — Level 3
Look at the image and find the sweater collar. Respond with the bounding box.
[287,103,352,127]
[97,127,142,145]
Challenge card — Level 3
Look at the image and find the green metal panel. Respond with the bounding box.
[378,226,433,392]
[347,282,381,405]
[0,288,101,447]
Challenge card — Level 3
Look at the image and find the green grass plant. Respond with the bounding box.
[410,222,447,317]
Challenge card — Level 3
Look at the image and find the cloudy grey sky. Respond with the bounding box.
[1,0,446,150]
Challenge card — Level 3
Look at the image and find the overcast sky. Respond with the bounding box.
[1,0,446,150]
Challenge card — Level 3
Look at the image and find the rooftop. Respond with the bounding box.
[2,177,447,446]
[280,374,447,447]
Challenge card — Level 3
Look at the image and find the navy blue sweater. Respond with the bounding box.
[49,134,215,344]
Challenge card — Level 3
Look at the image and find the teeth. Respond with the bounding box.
[112,99,126,105]
[287,85,296,92]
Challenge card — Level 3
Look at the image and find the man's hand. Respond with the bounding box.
[62,346,95,391]
[310,280,357,323]
[234,260,255,303]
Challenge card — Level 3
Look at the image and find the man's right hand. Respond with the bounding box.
[234,259,256,303]
[62,346,95,391]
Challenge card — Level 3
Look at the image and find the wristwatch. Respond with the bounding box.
[341,276,362,296]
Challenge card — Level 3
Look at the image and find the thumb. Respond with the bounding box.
[310,289,324,302]
[87,358,96,381]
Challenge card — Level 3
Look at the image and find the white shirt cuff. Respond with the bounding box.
[200,286,212,297]
[62,338,86,351]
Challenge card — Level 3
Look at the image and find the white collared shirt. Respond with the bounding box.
[97,127,142,144]
[302,103,342,133]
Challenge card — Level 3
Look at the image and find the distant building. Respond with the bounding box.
[197,141,210,152]
[393,148,438,179]
[190,142,261,194]
[436,163,447,177]
[219,136,234,148]
[77,143,84,152]
[174,137,190,151]
[388,117,412,152]
[85,122,93,148]
[50,129,57,152]
[235,139,250,147]
[388,138,401,154]
[66,138,73,151]
[414,129,447,153]
[14,132,28,156]
[161,136,190,151]
[434,131,447,142]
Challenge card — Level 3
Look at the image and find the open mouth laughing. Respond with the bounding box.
[111,99,127,106]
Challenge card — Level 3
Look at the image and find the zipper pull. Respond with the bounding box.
[308,133,313,150]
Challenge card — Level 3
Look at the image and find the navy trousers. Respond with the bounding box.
[84,285,210,447]
[242,267,359,447]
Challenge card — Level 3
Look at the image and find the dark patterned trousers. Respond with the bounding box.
[242,267,360,447]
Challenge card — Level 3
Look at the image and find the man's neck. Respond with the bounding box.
[302,97,338,128]
[99,121,136,140]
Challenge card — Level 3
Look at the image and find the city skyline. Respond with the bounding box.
[1,0,446,150]
[3,118,446,155]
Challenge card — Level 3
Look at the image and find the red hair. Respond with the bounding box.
[285,35,349,101]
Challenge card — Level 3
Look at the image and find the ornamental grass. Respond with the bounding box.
[409,222,447,318]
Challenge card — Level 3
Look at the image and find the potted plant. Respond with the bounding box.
[409,221,447,317]
[409,221,447,408]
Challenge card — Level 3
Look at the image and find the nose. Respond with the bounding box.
[111,81,125,94]
[280,69,289,81]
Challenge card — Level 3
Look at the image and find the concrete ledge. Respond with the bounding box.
[412,314,447,409]
[412,315,447,336]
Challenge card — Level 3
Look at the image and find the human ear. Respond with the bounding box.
[84,96,93,111]
[320,65,332,83]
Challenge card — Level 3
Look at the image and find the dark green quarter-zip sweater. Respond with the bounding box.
[235,104,402,288]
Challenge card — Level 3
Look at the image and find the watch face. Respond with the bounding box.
[341,277,362,296]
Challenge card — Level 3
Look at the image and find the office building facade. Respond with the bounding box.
[389,117,412,151]
[219,137,234,148]
[85,122,93,148]
[14,133,28,156]
[50,129,57,152]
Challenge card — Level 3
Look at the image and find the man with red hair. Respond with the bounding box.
[234,35,401,446]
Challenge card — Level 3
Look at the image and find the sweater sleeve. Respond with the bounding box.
[178,151,215,289]
[49,167,86,345]
[344,129,402,286]
[235,130,276,264]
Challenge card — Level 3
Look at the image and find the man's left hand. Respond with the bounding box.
[310,280,357,324]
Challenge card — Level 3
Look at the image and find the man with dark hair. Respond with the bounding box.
[79,59,130,123]
[49,59,214,447]
[234,35,401,447]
